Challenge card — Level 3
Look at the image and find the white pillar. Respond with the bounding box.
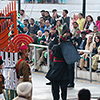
[98,55,100,69]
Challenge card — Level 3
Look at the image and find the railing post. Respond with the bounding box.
[34,46,37,68]
[89,52,92,82]
[47,47,50,71]
[14,52,18,63]
[35,0,37,3]
[75,62,77,79]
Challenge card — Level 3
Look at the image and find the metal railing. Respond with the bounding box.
[29,44,93,82]
[20,0,64,4]
[29,43,50,71]
[75,49,92,82]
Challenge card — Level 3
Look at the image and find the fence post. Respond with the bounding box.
[34,46,37,68]
[89,52,92,82]
[75,62,77,79]
[14,53,18,63]
[47,47,50,71]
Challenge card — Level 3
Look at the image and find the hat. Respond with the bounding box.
[17,82,32,97]
[52,9,57,12]
[18,43,28,53]
[0,56,3,65]
[62,23,70,35]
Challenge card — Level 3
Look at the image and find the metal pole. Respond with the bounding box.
[35,0,37,3]
[89,52,92,82]
[18,0,21,13]
[82,0,86,18]
[34,46,37,68]
[75,62,77,79]
[47,47,50,71]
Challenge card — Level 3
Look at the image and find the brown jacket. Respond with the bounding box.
[15,58,31,82]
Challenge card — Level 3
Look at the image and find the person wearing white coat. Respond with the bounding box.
[84,15,95,31]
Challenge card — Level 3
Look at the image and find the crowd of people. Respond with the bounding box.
[22,0,66,4]
[1,8,100,100]
[17,8,100,73]
[11,9,100,99]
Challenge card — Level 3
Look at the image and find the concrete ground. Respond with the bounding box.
[32,72,100,100]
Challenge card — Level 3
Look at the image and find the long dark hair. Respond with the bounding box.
[94,36,100,47]
[87,15,94,22]
[97,16,100,21]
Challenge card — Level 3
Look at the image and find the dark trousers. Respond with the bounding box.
[51,80,68,100]
[68,63,74,84]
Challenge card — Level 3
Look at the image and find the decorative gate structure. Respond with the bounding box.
[0,1,18,100]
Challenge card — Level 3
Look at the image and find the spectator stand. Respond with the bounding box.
[0,1,18,100]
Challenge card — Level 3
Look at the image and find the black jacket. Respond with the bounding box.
[62,16,70,28]
[72,37,87,50]
[46,44,69,81]
[29,24,40,35]
[49,33,58,49]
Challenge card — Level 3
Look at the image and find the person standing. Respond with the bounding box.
[52,9,61,26]
[77,13,85,31]
[62,9,70,29]
[19,9,30,24]
[15,44,31,83]
[12,34,33,100]
[46,43,69,100]
[46,26,80,99]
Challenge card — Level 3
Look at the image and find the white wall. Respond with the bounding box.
[0,0,100,21]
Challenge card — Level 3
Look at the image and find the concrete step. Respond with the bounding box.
[40,65,100,82]
[77,70,100,82]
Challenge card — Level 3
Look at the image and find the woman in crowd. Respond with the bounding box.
[84,15,95,31]
[79,36,94,70]
[70,13,78,31]
[92,36,100,55]
[96,16,100,31]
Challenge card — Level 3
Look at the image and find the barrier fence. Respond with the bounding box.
[75,50,92,82]
[29,44,93,82]
[29,43,50,71]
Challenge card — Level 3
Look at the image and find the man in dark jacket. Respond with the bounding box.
[29,18,40,35]
[62,10,70,29]
[46,44,69,100]
[72,31,87,50]
[52,9,61,26]
[45,11,53,25]
[46,26,80,99]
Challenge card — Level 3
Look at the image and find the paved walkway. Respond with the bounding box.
[32,72,100,100]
